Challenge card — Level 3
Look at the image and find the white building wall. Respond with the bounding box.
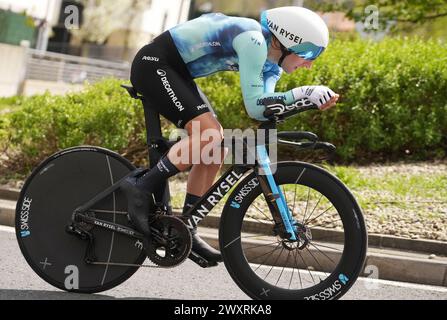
[141,0,191,37]
[0,43,27,96]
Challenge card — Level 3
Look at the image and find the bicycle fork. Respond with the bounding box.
[255,145,298,241]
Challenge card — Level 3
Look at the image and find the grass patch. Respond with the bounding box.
[168,165,446,216]
[170,193,185,210]
[324,164,447,215]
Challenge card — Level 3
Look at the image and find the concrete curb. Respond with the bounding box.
[0,199,15,227]
[198,215,447,256]
[0,187,20,201]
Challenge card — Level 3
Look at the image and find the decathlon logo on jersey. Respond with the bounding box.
[157,69,184,112]
[142,56,159,62]
[256,95,286,106]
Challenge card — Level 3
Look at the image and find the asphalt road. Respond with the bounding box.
[0,226,446,300]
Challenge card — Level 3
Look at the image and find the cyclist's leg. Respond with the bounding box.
[168,112,226,192]
[170,86,226,209]
[169,111,225,262]
[145,112,224,261]
[129,40,213,194]
[184,85,228,196]
[128,34,223,260]
[130,88,217,195]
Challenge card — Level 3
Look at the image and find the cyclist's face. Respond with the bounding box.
[281,54,313,74]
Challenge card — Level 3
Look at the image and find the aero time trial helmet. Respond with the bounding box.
[261,7,329,62]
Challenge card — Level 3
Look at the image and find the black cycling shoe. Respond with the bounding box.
[190,229,222,262]
[120,170,154,237]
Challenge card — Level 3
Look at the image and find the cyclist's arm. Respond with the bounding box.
[232,31,297,121]
[264,69,281,93]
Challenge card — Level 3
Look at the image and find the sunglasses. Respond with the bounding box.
[289,42,326,61]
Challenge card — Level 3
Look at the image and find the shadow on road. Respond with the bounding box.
[0,289,167,300]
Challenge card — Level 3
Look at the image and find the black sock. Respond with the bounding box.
[182,193,201,216]
[136,156,180,194]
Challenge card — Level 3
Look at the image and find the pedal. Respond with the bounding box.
[188,251,219,268]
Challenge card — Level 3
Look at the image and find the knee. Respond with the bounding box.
[188,116,224,146]
[202,123,224,150]
[204,122,224,143]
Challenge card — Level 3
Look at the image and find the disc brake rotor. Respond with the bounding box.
[279,222,313,250]
[146,215,192,268]
[295,222,313,250]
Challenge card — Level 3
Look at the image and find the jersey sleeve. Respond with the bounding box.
[263,68,281,94]
[232,30,297,121]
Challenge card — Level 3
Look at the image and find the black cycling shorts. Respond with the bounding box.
[130,31,213,128]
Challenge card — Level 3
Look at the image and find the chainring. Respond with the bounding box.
[146,215,192,268]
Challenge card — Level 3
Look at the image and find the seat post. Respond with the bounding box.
[141,97,172,214]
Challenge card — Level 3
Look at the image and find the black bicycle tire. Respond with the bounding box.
[15,146,147,294]
[219,161,368,300]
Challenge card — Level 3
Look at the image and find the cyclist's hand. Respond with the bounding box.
[293,85,338,110]
[319,94,339,111]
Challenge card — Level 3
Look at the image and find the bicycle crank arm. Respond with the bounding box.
[188,251,219,268]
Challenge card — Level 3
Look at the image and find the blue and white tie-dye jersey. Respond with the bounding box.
[169,13,298,121]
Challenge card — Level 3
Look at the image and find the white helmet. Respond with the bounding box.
[261,6,329,61]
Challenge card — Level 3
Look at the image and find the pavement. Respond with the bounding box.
[0,226,446,300]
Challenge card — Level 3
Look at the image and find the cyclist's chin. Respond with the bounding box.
[282,65,299,74]
[282,67,294,74]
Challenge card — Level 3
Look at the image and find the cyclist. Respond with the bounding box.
[122,6,339,262]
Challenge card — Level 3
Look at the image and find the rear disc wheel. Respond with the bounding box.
[16,146,147,294]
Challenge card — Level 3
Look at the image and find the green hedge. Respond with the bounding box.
[197,36,447,162]
[0,81,148,175]
[1,37,446,176]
